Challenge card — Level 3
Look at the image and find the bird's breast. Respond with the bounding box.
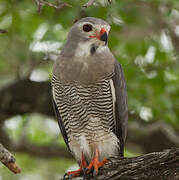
[53,52,115,85]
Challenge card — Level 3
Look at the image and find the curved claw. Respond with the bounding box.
[63,153,88,179]
[93,169,98,180]
[63,173,69,180]
[82,168,88,180]
[63,171,78,179]
[83,167,88,173]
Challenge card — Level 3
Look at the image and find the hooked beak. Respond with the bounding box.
[100,31,108,45]
[89,27,108,45]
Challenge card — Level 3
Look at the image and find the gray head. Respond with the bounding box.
[61,17,111,57]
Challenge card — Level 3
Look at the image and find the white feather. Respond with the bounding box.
[110,79,116,123]
[97,133,119,161]
[75,41,92,57]
[52,86,57,103]
[75,41,108,57]
[79,135,91,157]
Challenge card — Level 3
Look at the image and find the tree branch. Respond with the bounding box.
[97,148,179,180]
[35,0,71,13]
[0,29,8,34]
[82,0,96,8]
[82,0,112,8]
[127,121,179,153]
[62,148,179,180]
[0,144,21,174]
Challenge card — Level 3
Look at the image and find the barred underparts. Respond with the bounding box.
[52,75,120,162]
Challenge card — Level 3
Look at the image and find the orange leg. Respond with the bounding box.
[86,148,108,175]
[64,153,88,179]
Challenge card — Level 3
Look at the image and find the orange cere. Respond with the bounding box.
[89,28,107,40]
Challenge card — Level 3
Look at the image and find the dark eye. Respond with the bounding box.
[83,24,93,32]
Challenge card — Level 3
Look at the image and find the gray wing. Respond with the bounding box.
[112,60,128,156]
[52,85,71,152]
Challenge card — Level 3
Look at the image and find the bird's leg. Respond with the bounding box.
[86,148,108,176]
[64,153,87,179]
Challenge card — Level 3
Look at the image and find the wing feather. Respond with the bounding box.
[112,60,128,156]
[52,87,71,152]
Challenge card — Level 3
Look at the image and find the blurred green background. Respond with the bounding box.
[0,0,179,179]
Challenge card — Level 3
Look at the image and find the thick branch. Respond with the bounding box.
[97,148,179,180]
[0,144,21,174]
[66,148,179,180]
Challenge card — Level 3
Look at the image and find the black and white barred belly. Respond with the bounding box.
[52,76,115,144]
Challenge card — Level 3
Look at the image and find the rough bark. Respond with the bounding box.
[0,143,21,174]
[63,148,179,180]
[98,148,179,180]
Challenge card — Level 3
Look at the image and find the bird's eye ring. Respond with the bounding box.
[83,24,93,32]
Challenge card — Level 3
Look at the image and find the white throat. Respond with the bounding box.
[74,41,108,57]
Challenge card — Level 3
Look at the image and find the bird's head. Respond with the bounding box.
[64,17,111,56]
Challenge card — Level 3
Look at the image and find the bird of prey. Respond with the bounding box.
[52,17,128,179]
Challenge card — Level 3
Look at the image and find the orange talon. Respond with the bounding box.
[87,148,108,175]
[64,153,87,179]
